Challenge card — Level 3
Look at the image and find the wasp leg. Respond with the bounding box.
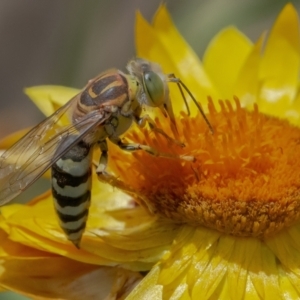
[95,140,138,194]
[95,137,194,186]
[95,140,128,183]
[110,137,195,162]
[96,140,108,174]
[95,138,194,199]
[95,140,120,186]
[135,114,185,148]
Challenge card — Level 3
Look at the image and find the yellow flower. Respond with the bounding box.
[1,3,300,299]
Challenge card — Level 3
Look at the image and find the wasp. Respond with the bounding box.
[0,58,213,247]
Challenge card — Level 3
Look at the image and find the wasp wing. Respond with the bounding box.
[0,94,110,205]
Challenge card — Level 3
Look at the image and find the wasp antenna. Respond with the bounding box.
[177,82,191,116]
[168,74,214,134]
[167,74,190,115]
[179,79,214,134]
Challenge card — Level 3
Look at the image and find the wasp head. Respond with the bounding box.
[127,58,178,137]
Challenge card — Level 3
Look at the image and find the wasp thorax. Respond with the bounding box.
[110,96,300,238]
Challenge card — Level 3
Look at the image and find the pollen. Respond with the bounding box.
[110,97,300,238]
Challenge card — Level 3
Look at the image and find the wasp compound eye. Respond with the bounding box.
[143,71,164,106]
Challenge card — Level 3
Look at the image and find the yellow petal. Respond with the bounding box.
[0,128,30,150]
[0,86,79,177]
[0,176,179,270]
[129,224,300,299]
[0,129,51,179]
[0,254,142,300]
[136,10,178,77]
[136,7,217,115]
[259,3,300,117]
[126,265,163,300]
[265,225,300,296]
[203,27,252,99]
[0,229,141,300]
[153,6,219,106]
[24,85,80,117]
[234,33,265,108]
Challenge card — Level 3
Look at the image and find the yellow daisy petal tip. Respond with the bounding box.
[152,4,172,29]
[135,10,154,58]
[203,26,252,97]
[259,3,300,113]
[234,32,266,103]
[204,25,252,54]
[272,3,300,52]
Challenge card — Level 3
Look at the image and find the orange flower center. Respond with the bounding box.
[109,97,300,238]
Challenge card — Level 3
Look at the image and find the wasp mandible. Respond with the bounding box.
[0,58,213,247]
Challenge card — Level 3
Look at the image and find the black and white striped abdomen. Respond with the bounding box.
[51,140,92,247]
